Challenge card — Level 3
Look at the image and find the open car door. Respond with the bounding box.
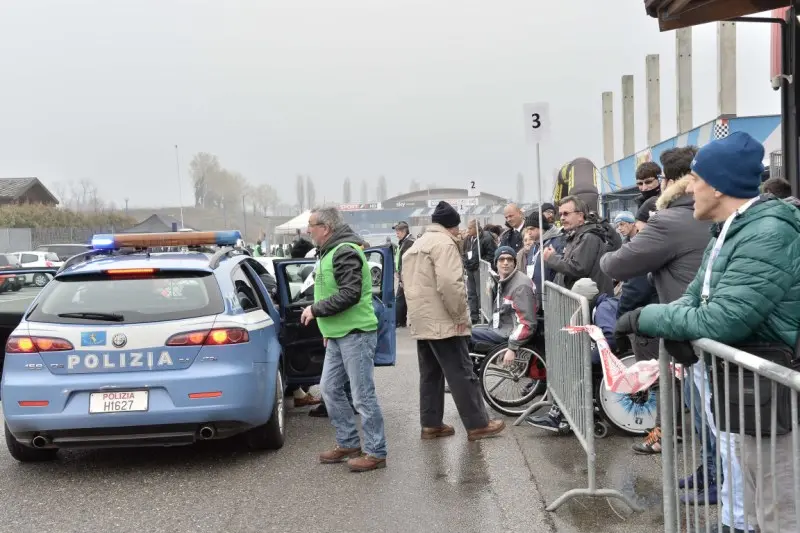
[274,245,396,387]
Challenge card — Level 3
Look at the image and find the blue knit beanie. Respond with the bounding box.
[691,131,764,199]
[494,246,517,265]
[613,211,635,225]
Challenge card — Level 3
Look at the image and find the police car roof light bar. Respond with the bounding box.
[91,230,242,250]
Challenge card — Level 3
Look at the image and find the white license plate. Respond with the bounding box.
[89,391,149,414]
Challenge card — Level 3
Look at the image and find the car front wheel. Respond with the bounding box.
[243,370,286,451]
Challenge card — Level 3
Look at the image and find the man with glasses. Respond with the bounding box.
[541,195,613,297]
[635,161,663,208]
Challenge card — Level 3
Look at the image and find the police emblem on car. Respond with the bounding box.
[112,333,127,348]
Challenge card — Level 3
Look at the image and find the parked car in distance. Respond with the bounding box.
[34,243,92,261]
[0,255,25,293]
[9,251,63,287]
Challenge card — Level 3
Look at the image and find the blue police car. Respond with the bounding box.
[1,230,396,462]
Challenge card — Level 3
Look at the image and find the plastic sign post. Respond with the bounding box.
[522,102,551,145]
[467,179,480,197]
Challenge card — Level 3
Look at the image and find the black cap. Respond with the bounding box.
[431,201,461,228]
[541,202,556,213]
[392,221,409,230]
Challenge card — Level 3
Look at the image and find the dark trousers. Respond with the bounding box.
[396,284,408,327]
[417,336,489,431]
[466,269,480,323]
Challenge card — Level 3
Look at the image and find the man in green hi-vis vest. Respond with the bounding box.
[392,220,415,328]
[300,206,387,473]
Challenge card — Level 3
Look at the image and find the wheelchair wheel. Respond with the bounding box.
[595,354,657,436]
[479,345,547,417]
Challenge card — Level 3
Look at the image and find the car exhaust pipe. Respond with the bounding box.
[198,426,216,440]
[31,435,49,448]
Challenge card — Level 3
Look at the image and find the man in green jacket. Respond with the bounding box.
[616,131,800,533]
[301,206,387,472]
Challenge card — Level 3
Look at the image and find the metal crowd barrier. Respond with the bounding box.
[478,259,495,324]
[514,281,641,512]
[660,338,800,533]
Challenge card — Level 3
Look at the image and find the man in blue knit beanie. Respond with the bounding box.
[614,130,800,532]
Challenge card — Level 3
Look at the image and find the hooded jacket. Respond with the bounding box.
[463,229,497,271]
[402,224,471,339]
[545,221,614,296]
[491,269,538,350]
[638,196,800,348]
[309,224,370,319]
[517,225,564,308]
[600,177,712,305]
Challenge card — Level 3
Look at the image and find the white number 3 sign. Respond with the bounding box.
[522,102,551,144]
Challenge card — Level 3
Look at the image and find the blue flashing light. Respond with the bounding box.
[90,230,244,250]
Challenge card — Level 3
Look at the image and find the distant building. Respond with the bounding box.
[121,214,190,233]
[0,178,59,206]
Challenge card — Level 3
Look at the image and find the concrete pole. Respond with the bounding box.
[646,54,661,147]
[676,28,693,134]
[717,21,737,117]
[602,91,615,166]
[622,75,635,157]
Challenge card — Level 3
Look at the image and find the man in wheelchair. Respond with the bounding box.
[469,246,538,364]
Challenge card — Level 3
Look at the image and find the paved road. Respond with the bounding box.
[0,329,666,533]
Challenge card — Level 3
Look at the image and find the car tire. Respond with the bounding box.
[32,274,49,287]
[243,370,286,451]
[4,424,58,463]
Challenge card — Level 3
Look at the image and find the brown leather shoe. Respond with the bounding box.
[347,454,387,472]
[421,425,455,440]
[467,419,506,441]
[294,395,321,407]
[318,446,362,464]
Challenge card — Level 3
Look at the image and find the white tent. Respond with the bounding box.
[275,210,311,235]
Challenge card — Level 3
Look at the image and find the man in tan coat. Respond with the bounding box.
[402,201,505,441]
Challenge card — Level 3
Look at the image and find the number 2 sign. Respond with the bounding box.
[522,102,551,145]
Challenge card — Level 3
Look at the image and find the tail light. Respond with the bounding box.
[165,328,249,347]
[7,336,74,353]
[105,268,157,276]
[45,261,54,267]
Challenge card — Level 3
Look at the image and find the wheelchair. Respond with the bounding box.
[468,317,547,417]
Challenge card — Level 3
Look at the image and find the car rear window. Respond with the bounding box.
[35,245,91,259]
[44,253,60,262]
[27,271,224,325]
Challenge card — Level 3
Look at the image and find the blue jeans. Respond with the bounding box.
[470,325,507,346]
[320,331,387,458]
[685,364,717,484]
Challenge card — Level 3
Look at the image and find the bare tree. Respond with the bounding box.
[343,177,352,203]
[516,172,524,202]
[376,176,387,202]
[189,152,220,207]
[296,175,305,211]
[409,180,421,192]
[360,180,368,203]
[306,175,316,209]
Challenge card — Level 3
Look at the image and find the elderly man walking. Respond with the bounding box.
[403,201,505,441]
[301,206,387,472]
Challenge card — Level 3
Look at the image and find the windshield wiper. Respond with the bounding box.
[57,312,124,322]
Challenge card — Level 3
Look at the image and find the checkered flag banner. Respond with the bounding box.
[713,119,730,139]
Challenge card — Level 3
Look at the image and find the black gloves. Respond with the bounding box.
[613,308,643,355]
[664,340,699,366]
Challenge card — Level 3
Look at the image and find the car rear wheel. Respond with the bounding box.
[244,370,286,451]
[4,423,58,462]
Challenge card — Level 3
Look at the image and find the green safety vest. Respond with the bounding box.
[314,242,377,339]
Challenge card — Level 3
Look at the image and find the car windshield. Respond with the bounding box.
[27,271,224,325]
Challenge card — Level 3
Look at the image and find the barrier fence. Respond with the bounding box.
[660,338,800,533]
[513,281,641,512]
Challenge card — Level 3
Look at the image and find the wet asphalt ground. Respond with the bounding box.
[0,328,669,533]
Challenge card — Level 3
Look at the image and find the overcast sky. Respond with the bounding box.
[0,0,781,208]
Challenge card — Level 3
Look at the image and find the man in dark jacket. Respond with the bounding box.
[617,132,800,532]
[500,203,526,252]
[464,219,497,323]
[393,221,415,327]
[601,147,712,458]
[302,206,387,472]
[543,195,613,296]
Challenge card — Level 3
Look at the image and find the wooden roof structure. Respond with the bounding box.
[644,0,790,30]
